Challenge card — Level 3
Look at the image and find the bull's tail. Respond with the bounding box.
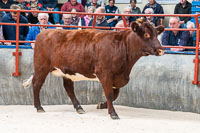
[23,75,33,89]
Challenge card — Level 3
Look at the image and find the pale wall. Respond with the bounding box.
[1,49,200,114]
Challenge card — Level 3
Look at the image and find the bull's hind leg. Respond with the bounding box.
[97,88,120,109]
[63,77,85,114]
[32,67,50,112]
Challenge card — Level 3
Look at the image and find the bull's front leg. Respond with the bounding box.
[97,88,120,109]
[99,75,119,119]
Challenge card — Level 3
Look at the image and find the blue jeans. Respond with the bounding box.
[43,7,60,24]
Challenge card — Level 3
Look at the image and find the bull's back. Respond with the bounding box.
[35,29,115,59]
[34,29,129,73]
[34,29,111,71]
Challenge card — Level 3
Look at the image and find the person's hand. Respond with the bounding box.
[50,8,54,11]
[56,24,63,29]
[46,7,51,11]
[40,27,46,32]
[31,43,35,49]
[180,21,185,24]
[4,42,11,45]
[25,0,30,3]
[107,19,113,23]
[171,48,184,51]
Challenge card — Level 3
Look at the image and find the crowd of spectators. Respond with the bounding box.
[0,0,197,51]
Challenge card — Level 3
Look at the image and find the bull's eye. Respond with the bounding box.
[144,33,151,39]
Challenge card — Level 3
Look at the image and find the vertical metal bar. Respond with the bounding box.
[192,15,200,84]
[92,15,96,29]
[12,11,20,76]
[122,16,127,29]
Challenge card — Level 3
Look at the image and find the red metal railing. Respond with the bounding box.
[0,9,199,84]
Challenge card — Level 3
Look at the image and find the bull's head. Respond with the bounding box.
[131,21,165,56]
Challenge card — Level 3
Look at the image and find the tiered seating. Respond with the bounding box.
[191,1,200,23]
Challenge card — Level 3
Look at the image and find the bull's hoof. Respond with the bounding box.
[37,109,45,113]
[110,113,120,120]
[76,108,85,114]
[37,107,45,113]
[97,103,107,109]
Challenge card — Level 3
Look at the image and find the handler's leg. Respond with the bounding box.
[63,77,85,114]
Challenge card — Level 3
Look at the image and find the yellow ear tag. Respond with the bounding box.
[144,33,151,38]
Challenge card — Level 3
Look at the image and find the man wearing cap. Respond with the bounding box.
[1,4,29,45]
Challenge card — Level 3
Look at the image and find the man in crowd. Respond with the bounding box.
[25,13,55,48]
[186,21,195,49]
[142,0,164,25]
[61,13,77,30]
[26,3,39,24]
[1,4,29,45]
[118,7,135,27]
[88,7,110,30]
[0,0,16,9]
[161,17,191,51]
[144,8,160,27]
[114,20,124,31]
[105,0,119,27]
[174,0,192,23]
[129,0,141,22]
[26,0,43,10]
[61,0,85,18]
[41,0,60,24]
[86,0,100,11]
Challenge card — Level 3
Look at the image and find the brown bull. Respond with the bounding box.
[32,22,164,119]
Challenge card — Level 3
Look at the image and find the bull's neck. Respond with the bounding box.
[114,30,143,74]
[125,32,144,72]
[127,33,143,61]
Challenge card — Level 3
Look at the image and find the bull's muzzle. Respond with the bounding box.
[157,49,165,56]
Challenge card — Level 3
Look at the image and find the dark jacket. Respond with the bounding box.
[145,17,160,27]
[161,25,191,50]
[86,2,101,9]
[142,2,164,20]
[27,13,39,24]
[88,18,110,30]
[0,0,16,9]
[1,13,29,45]
[130,6,141,21]
[174,1,192,23]
[117,16,135,26]
[41,0,58,8]
[105,5,118,20]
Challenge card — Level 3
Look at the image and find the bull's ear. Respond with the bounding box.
[130,21,140,33]
[156,25,165,35]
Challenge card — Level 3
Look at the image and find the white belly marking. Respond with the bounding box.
[51,67,99,81]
